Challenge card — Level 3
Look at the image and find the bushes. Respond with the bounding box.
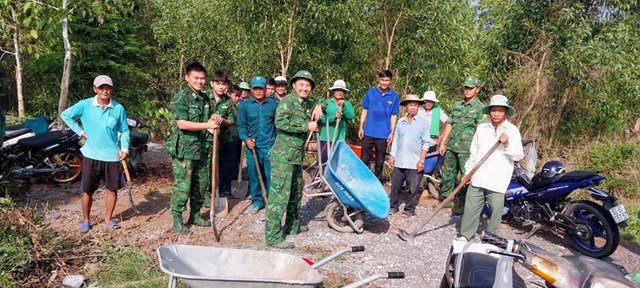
[573,139,640,199]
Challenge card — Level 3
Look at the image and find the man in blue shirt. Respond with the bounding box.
[237,76,279,214]
[358,70,400,182]
[61,75,130,233]
[388,94,430,218]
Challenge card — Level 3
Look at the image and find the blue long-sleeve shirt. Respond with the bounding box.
[61,96,129,162]
[236,96,278,149]
[390,115,430,169]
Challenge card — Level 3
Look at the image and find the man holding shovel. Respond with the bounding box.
[265,70,323,249]
[167,62,219,235]
[237,76,278,214]
[458,95,523,241]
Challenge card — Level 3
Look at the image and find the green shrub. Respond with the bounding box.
[89,246,167,287]
[575,140,640,199]
[620,203,640,245]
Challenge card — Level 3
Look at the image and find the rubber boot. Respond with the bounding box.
[186,212,210,227]
[172,213,191,235]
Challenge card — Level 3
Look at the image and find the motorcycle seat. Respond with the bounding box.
[17,131,73,150]
[531,171,600,188]
[130,131,149,147]
[4,125,32,140]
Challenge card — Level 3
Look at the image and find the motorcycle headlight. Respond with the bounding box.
[126,118,138,127]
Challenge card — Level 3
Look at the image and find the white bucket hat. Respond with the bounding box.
[482,94,515,116]
[421,91,439,103]
[328,80,350,92]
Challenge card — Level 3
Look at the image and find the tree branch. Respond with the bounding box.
[28,0,60,11]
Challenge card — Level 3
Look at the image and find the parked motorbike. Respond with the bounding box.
[2,116,55,149]
[483,141,629,259]
[0,130,83,185]
[125,117,149,175]
[440,231,637,288]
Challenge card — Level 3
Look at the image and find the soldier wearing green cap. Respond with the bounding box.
[438,75,485,215]
[238,81,251,105]
[265,70,324,249]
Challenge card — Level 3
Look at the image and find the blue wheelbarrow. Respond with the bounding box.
[318,139,390,233]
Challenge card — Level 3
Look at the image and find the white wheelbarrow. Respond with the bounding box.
[157,244,404,288]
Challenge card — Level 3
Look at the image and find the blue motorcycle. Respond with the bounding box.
[484,154,629,259]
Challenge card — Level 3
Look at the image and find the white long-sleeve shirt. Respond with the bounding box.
[464,120,524,193]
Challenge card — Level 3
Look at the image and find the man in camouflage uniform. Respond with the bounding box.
[265,70,323,249]
[438,76,485,215]
[203,71,236,206]
[167,62,219,235]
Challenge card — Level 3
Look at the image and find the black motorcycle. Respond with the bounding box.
[125,117,149,175]
[0,130,83,185]
[440,232,637,288]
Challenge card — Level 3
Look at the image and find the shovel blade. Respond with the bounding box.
[214,196,228,217]
[397,229,414,241]
[230,180,249,199]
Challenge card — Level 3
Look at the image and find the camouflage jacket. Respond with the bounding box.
[167,87,211,160]
[271,93,322,165]
[206,92,236,145]
[446,98,484,154]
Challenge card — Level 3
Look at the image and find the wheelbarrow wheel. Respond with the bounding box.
[324,201,364,233]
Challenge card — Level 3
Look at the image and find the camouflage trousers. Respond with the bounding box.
[440,150,470,207]
[265,160,303,245]
[170,157,211,215]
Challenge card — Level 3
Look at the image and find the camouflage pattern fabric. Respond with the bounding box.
[265,160,303,245]
[169,150,210,216]
[445,99,484,154]
[265,92,322,245]
[441,98,484,201]
[205,92,236,145]
[167,87,211,160]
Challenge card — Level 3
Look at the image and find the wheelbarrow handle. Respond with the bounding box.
[311,245,365,269]
[342,272,406,288]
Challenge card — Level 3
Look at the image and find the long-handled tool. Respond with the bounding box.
[120,160,140,214]
[230,142,249,199]
[210,129,220,241]
[398,140,502,241]
[250,148,268,204]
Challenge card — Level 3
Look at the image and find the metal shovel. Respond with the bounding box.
[398,140,502,241]
[231,142,249,199]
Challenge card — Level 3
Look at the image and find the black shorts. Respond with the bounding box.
[81,157,124,193]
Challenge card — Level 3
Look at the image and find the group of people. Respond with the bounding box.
[56,61,523,247]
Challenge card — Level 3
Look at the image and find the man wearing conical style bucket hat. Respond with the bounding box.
[457,94,523,241]
[389,94,431,218]
[318,79,355,165]
[265,70,324,249]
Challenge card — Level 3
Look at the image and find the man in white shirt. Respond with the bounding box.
[458,95,524,240]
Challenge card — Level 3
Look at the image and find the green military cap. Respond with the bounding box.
[238,82,250,90]
[290,70,315,89]
[463,76,481,87]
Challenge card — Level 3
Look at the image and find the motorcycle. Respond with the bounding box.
[439,231,637,288]
[2,115,55,149]
[125,117,149,175]
[483,141,629,259]
[0,129,83,185]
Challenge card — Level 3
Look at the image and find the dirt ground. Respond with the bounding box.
[20,142,640,287]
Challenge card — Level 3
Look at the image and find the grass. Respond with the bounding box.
[87,245,188,288]
[620,203,640,246]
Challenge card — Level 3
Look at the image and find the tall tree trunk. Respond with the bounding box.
[57,0,71,127]
[276,0,299,76]
[11,7,24,117]
[381,2,402,70]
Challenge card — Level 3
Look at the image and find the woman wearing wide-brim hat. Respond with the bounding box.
[318,80,355,164]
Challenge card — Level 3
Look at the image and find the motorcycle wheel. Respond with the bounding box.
[564,200,620,259]
[324,201,364,233]
[51,151,83,183]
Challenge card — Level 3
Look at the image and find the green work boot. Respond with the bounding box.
[202,197,211,208]
[186,213,210,227]
[285,225,309,236]
[172,213,191,235]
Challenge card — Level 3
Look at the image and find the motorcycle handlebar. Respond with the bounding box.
[480,231,509,249]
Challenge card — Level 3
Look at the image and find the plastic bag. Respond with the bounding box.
[525,141,538,178]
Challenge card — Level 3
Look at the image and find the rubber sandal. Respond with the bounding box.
[79,222,92,233]
[105,220,121,229]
